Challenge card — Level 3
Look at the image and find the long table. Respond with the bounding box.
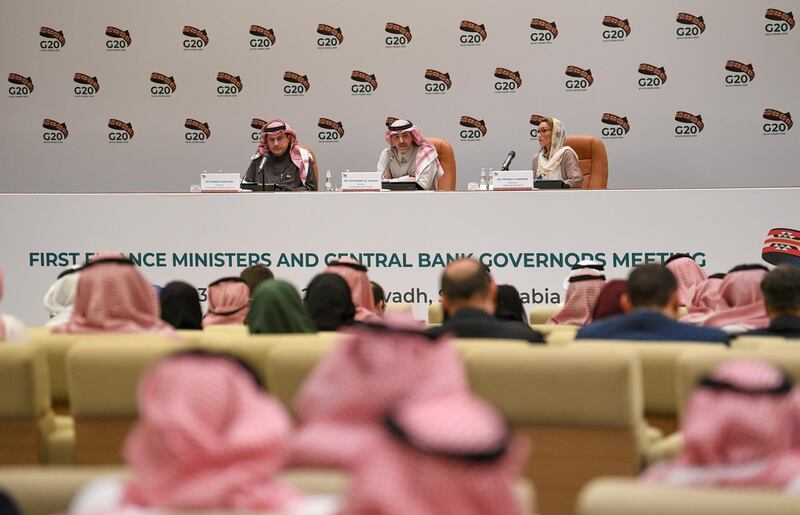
[1,188,797,323]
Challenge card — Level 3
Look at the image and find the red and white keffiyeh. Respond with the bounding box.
[257,118,309,182]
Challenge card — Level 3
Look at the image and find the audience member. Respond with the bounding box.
[290,317,468,469]
[371,281,386,314]
[590,279,627,321]
[69,352,338,513]
[55,258,173,335]
[643,359,800,489]
[665,254,707,306]
[427,259,544,343]
[240,264,274,297]
[745,265,800,338]
[680,272,725,325]
[304,273,355,331]
[246,280,315,334]
[495,284,527,323]
[202,277,250,328]
[159,281,202,330]
[43,267,81,328]
[324,258,379,322]
[342,391,529,515]
[548,263,606,325]
[577,264,729,343]
[700,265,770,333]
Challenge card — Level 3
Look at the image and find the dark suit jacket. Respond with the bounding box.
[576,309,729,344]
[744,315,800,339]
[426,307,545,343]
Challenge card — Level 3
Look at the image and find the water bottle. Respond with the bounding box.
[324,169,333,191]
[488,167,495,191]
[479,168,487,191]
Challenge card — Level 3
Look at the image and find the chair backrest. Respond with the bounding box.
[576,477,800,515]
[529,305,561,324]
[0,344,53,464]
[464,345,644,515]
[567,340,727,434]
[428,303,444,324]
[564,135,608,189]
[298,144,320,188]
[427,136,456,190]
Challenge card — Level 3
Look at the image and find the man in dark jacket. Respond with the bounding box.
[745,265,800,338]
[577,264,729,344]
[426,259,544,343]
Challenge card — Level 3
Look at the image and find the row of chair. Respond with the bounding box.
[4,330,800,513]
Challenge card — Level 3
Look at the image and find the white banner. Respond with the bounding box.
[1,188,796,324]
[1,0,798,193]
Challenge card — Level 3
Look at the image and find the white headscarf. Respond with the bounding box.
[43,269,80,328]
[537,118,578,176]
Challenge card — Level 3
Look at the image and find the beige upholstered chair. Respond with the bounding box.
[564,135,608,189]
[427,136,457,191]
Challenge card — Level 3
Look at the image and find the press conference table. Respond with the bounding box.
[1,188,797,323]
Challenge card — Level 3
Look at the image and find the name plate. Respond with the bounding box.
[341,172,381,192]
[492,170,534,191]
[200,172,241,193]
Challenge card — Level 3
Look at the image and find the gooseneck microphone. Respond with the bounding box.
[500,150,516,171]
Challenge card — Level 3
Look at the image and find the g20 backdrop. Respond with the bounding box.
[1,0,798,192]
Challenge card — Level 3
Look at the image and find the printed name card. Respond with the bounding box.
[492,170,534,191]
[341,172,381,192]
[200,172,241,192]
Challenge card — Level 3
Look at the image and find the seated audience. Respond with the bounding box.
[590,279,627,321]
[0,266,29,342]
[643,359,800,489]
[290,317,468,469]
[577,264,729,343]
[246,280,315,334]
[377,119,443,190]
[159,281,202,330]
[427,259,544,343]
[495,284,527,323]
[304,273,356,331]
[548,263,606,325]
[43,267,80,328]
[202,277,250,328]
[324,258,380,322]
[239,264,274,297]
[70,352,338,513]
[371,281,386,314]
[745,265,800,338]
[700,264,770,333]
[55,257,173,335]
[665,253,707,306]
[342,391,530,515]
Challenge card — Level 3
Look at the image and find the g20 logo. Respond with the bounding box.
[565,78,589,90]
[459,128,483,140]
[39,27,65,51]
[674,125,700,136]
[638,77,662,87]
[674,112,704,138]
[249,25,276,49]
[724,61,755,87]
[105,26,131,50]
[284,84,306,95]
[676,25,701,37]
[184,118,210,143]
[765,9,794,35]
[43,131,65,141]
[318,129,341,141]
[384,23,411,47]
[601,16,631,41]
[459,116,487,142]
[151,85,173,96]
[763,109,793,135]
[601,126,625,137]
[7,74,33,97]
[317,118,344,143]
[182,26,209,50]
[283,72,310,96]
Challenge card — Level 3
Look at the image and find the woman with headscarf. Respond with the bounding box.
[533,117,583,189]
[305,273,356,331]
[0,266,28,342]
[548,265,606,325]
[377,119,443,190]
[700,265,770,333]
[643,359,800,490]
[246,280,315,334]
[43,267,81,329]
[69,352,340,513]
[590,279,628,321]
[495,284,527,324]
[342,391,531,515]
[202,277,250,328]
[54,258,173,335]
[324,258,380,322]
[665,254,708,307]
[159,281,202,330]
[243,119,318,191]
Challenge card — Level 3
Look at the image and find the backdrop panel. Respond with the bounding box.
[1,0,798,192]
[1,188,796,324]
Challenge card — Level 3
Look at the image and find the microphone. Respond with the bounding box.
[500,150,516,171]
[258,154,269,172]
